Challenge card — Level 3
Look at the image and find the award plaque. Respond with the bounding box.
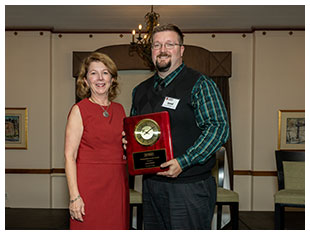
[123,111,174,175]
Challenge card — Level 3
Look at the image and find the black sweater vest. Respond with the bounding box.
[133,66,215,183]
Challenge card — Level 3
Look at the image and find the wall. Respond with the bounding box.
[5,30,305,211]
[5,31,52,207]
[251,31,305,210]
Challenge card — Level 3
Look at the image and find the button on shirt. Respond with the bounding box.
[130,63,229,170]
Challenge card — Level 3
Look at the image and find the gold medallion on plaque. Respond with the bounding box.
[134,119,161,146]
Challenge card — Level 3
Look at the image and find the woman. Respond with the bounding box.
[64,52,129,229]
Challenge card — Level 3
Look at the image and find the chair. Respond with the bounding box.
[129,175,143,229]
[274,150,305,230]
[212,147,239,229]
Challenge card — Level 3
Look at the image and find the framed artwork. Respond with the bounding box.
[5,108,28,149]
[278,110,305,150]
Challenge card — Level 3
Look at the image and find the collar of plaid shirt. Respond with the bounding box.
[154,63,185,90]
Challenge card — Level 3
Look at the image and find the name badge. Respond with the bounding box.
[162,97,180,110]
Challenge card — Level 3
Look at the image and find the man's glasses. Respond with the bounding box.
[151,42,182,50]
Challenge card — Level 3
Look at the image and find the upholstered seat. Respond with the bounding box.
[274,189,305,205]
[129,189,143,204]
[217,187,239,203]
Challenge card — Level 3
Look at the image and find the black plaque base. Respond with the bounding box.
[133,149,167,170]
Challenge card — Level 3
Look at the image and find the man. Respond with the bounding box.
[130,24,229,229]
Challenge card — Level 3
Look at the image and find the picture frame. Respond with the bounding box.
[278,110,305,150]
[5,108,28,149]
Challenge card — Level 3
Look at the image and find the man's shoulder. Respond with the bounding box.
[182,65,210,82]
[134,74,155,90]
[183,65,212,82]
[189,69,217,91]
[185,65,201,74]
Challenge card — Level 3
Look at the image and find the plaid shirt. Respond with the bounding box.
[130,63,229,170]
[153,63,185,90]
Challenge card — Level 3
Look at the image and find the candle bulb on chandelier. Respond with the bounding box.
[138,24,142,38]
[128,6,160,69]
[132,30,136,43]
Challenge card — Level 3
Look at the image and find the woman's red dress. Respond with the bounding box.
[70,98,129,230]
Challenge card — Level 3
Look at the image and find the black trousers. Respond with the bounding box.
[142,176,216,230]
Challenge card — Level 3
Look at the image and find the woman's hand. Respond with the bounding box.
[69,195,85,222]
[122,131,127,150]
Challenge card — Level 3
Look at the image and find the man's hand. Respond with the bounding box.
[157,159,182,178]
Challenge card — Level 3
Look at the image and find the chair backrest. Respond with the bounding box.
[275,150,305,190]
[212,146,226,188]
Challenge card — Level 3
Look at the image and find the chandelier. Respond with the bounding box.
[129,6,160,70]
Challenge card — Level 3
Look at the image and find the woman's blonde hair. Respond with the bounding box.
[76,52,119,100]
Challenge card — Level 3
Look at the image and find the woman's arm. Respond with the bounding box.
[64,104,85,221]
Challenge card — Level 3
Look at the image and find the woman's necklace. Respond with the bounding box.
[89,97,110,118]
[101,106,110,118]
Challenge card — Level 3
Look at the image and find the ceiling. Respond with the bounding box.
[5,5,305,33]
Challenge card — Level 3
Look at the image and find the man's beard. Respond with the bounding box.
[155,53,171,72]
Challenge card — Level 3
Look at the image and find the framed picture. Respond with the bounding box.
[278,110,305,150]
[5,108,28,149]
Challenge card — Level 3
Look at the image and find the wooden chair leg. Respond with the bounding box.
[217,204,223,230]
[136,204,143,230]
[275,203,284,230]
[230,203,239,230]
[129,205,134,229]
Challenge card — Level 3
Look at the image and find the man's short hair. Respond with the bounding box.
[152,24,184,45]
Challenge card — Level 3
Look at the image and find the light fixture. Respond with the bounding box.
[129,6,160,70]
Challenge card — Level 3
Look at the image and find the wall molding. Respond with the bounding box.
[6,168,277,176]
[5,168,65,174]
[5,27,305,34]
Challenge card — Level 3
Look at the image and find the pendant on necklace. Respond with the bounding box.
[103,111,109,118]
